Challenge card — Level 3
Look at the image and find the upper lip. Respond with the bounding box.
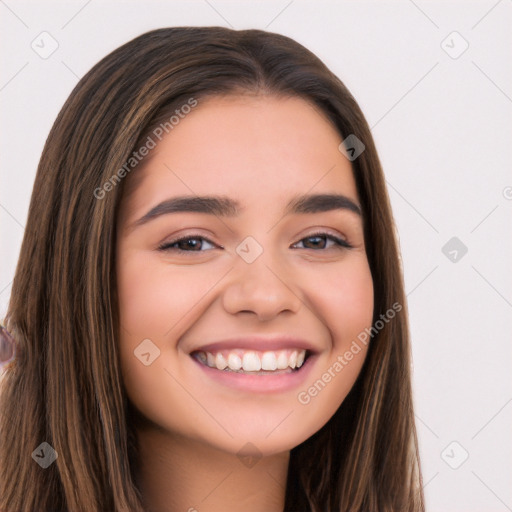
[187,335,320,355]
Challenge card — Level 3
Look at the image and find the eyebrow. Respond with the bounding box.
[131,193,362,229]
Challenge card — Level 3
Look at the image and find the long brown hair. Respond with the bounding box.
[0,27,424,511]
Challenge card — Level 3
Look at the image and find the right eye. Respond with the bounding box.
[158,235,218,253]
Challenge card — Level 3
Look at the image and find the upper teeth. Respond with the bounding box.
[195,349,306,372]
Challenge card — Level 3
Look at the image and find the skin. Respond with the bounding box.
[116,94,374,512]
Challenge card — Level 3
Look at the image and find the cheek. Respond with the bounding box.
[116,252,219,430]
[309,256,374,348]
[293,257,373,415]
[116,251,227,394]
[117,252,216,336]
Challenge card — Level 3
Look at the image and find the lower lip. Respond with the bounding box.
[190,354,317,393]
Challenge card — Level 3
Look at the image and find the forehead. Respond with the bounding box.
[120,94,359,221]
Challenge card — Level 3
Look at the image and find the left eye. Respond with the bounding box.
[158,235,216,252]
[292,233,352,250]
[158,232,351,253]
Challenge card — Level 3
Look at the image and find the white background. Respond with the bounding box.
[1,1,511,510]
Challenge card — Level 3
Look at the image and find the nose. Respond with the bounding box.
[221,253,302,321]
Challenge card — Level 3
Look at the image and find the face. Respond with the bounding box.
[116,94,374,457]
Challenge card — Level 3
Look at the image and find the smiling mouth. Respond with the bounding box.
[191,348,309,375]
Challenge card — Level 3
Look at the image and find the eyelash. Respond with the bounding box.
[157,231,353,253]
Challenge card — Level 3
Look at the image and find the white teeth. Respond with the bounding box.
[227,353,242,371]
[242,352,261,371]
[296,350,305,368]
[215,353,227,370]
[261,351,277,370]
[276,352,289,370]
[195,349,307,372]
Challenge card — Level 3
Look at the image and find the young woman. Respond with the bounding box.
[0,27,424,511]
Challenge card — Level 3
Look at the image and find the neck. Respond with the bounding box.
[135,424,289,512]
